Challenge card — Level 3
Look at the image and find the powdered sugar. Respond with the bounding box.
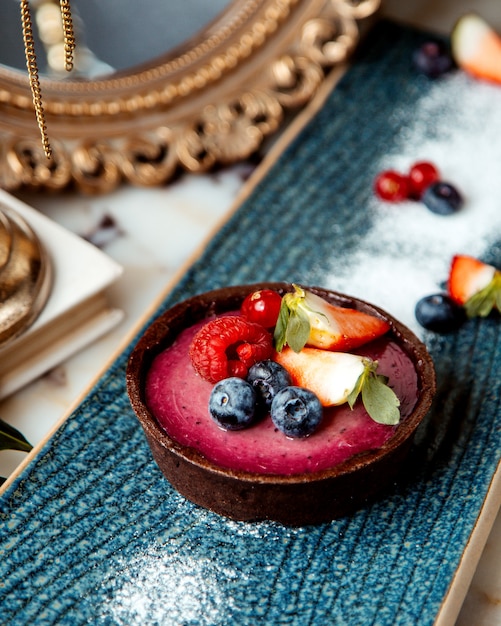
[314,72,501,337]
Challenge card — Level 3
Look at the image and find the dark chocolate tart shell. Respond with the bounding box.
[126,283,436,526]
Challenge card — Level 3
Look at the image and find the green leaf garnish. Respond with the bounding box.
[347,359,400,425]
[284,310,310,353]
[273,302,289,352]
[347,367,365,409]
[362,376,401,425]
[274,284,326,352]
[0,418,33,453]
[464,271,501,318]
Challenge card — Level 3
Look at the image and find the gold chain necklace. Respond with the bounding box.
[19,0,75,159]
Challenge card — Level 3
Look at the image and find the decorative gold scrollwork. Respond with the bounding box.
[4,138,72,190]
[0,0,381,193]
[71,143,122,194]
[271,55,325,108]
[121,133,178,187]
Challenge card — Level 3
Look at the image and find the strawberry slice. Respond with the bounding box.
[451,13,501,84]
[447,254,501,317]
[274,347,400,425]
[274,284,390,353]
[275,347,365,406]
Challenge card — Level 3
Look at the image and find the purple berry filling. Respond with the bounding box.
[145,318,419,476]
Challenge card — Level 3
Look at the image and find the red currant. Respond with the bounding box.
[408,161,440,199]
[240,289,282,328]
[373,170,410,202]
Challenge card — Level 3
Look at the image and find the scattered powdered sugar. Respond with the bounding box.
[104,546,238,624]
[313,72,501,337]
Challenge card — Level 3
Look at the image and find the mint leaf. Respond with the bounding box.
[347,369,365,409]
[274,303,290,352]
[285,310,310,352]
[464,272,501,318]
[0,418,32,452]
[346,359,400,425]
[274,286,312,352]
[465,289,495,317]
[361,376,400,425]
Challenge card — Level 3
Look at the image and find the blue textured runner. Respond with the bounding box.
[1,20,500,625]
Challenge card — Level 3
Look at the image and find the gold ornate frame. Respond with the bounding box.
[0,0,380,193]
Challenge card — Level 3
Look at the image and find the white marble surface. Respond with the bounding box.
[0,166,254,477]
[1,1,500,624]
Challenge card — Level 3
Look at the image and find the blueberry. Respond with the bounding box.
[271,386,323,438]
[422,182,463,215]
[415,293,466,333]
[412,40,454,78]
[209,377,256,430]
[247,360,292,411]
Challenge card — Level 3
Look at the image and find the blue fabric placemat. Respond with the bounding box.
[1,20,500,625]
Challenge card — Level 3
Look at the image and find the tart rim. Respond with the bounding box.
[127,282,436,486]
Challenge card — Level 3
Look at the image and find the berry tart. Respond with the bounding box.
[127,283,436,525]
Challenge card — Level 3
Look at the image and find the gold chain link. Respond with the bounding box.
[20,0,75,159]
[60,0,76,72]
[20,0,51,159]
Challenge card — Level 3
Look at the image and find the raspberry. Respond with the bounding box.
[189,316,273,383]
